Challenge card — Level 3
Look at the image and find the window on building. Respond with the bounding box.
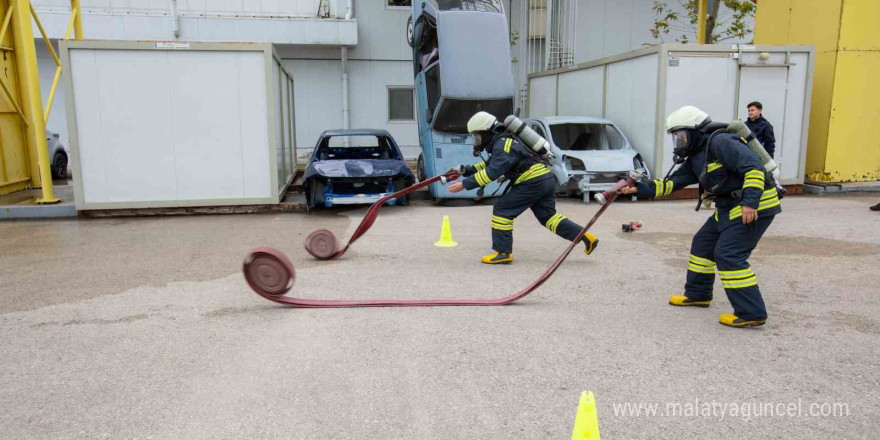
[435,0,503,13]
[388,87,415,121]
[387,0,411,8]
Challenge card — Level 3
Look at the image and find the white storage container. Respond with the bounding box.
[61,40,296,210]
[528,44,815,185]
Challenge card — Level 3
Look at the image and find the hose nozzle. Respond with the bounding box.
[594,170,647,205]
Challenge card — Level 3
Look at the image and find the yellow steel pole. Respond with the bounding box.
[697,0,708,44]
[10,0,58,203]
[44,6,80,122]
[71,0,82,40]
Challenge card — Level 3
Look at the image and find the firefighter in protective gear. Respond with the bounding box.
[619,106,781,328]
[447,111,599,264]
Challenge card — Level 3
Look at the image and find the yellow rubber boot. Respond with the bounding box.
[719,314,766,328]
[481,251,513,265]
[583,232,599,255]
[669,294,711,308]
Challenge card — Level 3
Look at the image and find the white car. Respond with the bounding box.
[46,129,68,179]
[525,116,651,202]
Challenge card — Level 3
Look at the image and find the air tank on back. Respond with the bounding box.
[503,115,553,159]
[726,120,780,179]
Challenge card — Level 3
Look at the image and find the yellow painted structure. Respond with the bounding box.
[755,0,879,182]
[0,0,81,198]
[696,0,708,44]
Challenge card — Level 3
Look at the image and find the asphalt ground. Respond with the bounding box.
[1,193,878,439]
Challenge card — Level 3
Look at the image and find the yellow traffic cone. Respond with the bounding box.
[433,215,458,248]
[571,391,601,440]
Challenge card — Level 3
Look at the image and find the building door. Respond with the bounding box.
[738,66,788,168]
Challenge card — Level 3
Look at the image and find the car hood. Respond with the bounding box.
[306,159,413,179]
[557,149,637,172]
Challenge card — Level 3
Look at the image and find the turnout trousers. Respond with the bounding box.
[684,209,775,321]
[490,176,584,254]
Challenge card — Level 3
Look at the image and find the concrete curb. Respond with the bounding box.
[804,181,880,194]
[0,204,78,220]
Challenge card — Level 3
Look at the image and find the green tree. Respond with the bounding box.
[650,0,756,44]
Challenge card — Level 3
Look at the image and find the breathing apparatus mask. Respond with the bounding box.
[472,126,502,157]
[670,128,704,159]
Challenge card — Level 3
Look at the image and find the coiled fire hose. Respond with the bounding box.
[242,172,636,308]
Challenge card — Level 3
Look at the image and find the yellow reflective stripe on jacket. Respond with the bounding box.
[687,254,716,274]
[514,163,551,184]
[707,162,723,172]
[503,138,512,154]
[491,215,514,231]
[760,188,778,200]
[743,169,765,190]
[652,179,674,197]
[729,190,780,220]
[718,268,757,289]
[729,206,743,220]
[474,169,492,186]
[474,161,487,172]
[745,169,764,180]
[759,188,781,210]
[544,213,566,233]
[759,198,781,210]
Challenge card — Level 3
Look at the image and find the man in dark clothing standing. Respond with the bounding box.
[745,101,776,158]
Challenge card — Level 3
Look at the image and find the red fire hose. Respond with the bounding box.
[301,171,462,260]
[242,173,635,308]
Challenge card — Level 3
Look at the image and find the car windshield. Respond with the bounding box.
[316,135,399,160]
[433,0,503,13]
[549,123,626,151]
[432,98,514,134]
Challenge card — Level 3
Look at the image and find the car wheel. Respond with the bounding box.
[406,15,414,48]
[306,180,326,210]
[313,181,327,208]
[394,178,411,206]
[52,153,67,179]
[305,181,315,210]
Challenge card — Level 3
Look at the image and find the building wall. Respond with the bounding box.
[41,1,419,160]
[756,0,879,182]
[278,1,417,159]
[44,1,764,165]
[509,0,755,110]
[31,0,332,17]
[281,58,417,158]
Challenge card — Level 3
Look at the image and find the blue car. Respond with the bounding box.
[303,129,415,209]
[407,0,514,200]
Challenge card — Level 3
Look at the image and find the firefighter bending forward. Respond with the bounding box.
[447,111,599,264]
[619,106,781,328]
